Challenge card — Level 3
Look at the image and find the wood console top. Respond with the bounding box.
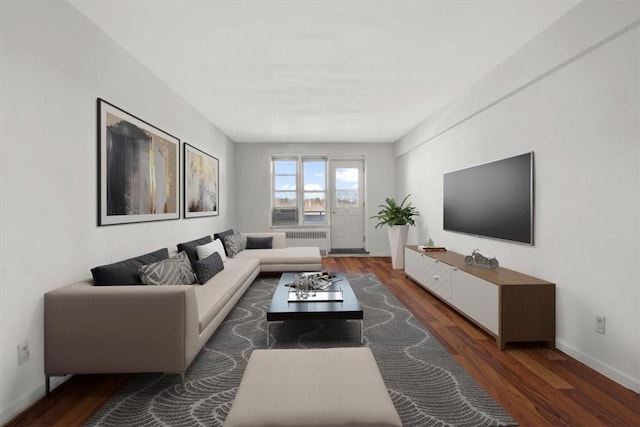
[406,246,553,287]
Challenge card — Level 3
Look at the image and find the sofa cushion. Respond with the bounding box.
[196,239,227,262]
[138,251,196,286]
[194,258,260,332]
[223,233,244,257]
[246,236,273,250]
[193,252,224,285]
[177,236,213,266]
[234,247,320,265]
[214,229,235,255]
[224,348,403,427]
[91,248,170,286]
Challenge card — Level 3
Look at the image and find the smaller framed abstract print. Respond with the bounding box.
[184,143,219,218]
[98,98,180,225]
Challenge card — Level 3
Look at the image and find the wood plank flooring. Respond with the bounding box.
[5,257,639,426]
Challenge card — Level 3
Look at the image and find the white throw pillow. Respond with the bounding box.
[197,239,227,262]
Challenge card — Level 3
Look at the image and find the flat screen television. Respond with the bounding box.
[443,152,534,245]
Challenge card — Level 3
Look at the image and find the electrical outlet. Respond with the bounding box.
[595,314,606,335]
[17,342,30,365]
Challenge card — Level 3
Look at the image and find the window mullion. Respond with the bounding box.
[297,157,303,225]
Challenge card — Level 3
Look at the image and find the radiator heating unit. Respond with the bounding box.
[285,231,329,257]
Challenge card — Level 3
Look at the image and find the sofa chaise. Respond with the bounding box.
[44,231,321,393]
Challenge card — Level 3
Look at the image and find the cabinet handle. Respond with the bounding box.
[433,275,439,280]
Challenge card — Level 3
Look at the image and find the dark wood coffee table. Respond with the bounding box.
[266,272,363,344]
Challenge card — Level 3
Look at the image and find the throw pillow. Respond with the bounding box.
[246,236,273,249]
[213,229,235,255]
[196,238,227,262]
[223,232,244,257]
[137,251,196,286]
[193,252,224,285]
[91,248,169,286]
[177,235,213,265]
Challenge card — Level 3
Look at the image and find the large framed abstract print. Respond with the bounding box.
[98,98,180,225]
[183,143,219,218]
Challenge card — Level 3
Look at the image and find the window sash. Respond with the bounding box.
[272,157,327,225]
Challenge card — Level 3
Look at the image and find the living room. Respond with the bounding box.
[1,0,638,425]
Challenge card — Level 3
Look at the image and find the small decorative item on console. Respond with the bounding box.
[464,249,499,269]
[419,236,447,252]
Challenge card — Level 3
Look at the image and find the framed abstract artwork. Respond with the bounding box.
[98,98,180,225]
[183,143,219,218]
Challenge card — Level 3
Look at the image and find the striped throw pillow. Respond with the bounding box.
[137,251,196,285]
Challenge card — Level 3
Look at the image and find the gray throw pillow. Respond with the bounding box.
[177,235,213,266]
[223,233,244,257]
[246,236,273,249]
[193,252,224,284]
[138,251,196,286]
[214,229,235,255]
[91,248,170,285]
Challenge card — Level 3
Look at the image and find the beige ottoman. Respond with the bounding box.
[224,347,402,427]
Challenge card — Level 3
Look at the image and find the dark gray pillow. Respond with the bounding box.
[138,251,196,286]
[177,235,212,265]
[193,252,224,285]
[246,236,273,249]
[213,229,235,255]
[91,248,169,286]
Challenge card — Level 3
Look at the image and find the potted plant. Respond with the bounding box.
[371,195,419,269]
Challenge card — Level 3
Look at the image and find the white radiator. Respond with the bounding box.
[285,230,329,257]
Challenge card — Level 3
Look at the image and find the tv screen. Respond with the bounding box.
[443,152,534,245]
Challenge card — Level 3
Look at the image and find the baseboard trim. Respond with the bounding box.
[555,340,639,393]
[1,375,69,424]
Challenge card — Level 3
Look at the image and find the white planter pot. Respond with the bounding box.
[387,225,409,269]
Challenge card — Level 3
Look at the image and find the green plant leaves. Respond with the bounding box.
[370,194,419,228]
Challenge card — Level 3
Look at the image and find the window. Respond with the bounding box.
[335,167,359,208]
[272,157,326,226]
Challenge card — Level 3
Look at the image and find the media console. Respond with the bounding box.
[404,246,555,349]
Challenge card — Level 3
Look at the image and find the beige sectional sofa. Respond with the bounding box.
[236,232,321,272]
[44,232,321,393]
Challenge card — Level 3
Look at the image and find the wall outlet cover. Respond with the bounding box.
[17,342,30,365]
[595,314,606,335]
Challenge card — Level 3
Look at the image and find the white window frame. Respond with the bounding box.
[271,156,327,227]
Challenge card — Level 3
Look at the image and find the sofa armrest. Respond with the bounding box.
[240,232,286,249]
[45,280,198,375]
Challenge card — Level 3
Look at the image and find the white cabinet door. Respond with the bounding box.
[423,258,454,302]
[452,270,499,335]
[404,248,424,284]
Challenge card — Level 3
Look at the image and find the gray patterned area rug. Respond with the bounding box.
[87,273,515,426]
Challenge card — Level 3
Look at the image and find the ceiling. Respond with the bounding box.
[70,0,579,143]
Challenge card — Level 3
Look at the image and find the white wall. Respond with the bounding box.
[234,143,397,255]
[0,1,235,422]
[396,0,639,391]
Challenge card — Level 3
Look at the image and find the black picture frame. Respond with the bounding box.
[97,98,180,225]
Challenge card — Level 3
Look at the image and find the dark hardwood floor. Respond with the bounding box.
[6,257,639,426]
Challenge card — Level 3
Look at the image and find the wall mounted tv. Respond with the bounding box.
[443,152,534,245]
